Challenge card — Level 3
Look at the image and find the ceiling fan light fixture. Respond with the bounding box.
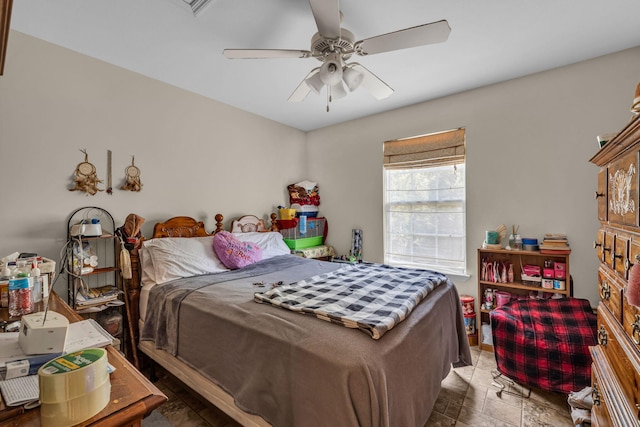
[342,66,364,92]
[319,59,343,86]
[331,81,347,99]
[305,70,324,94]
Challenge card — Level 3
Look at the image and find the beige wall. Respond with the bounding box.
[0,32,308,296]
[307,46,640,304]
[2,30,638,305]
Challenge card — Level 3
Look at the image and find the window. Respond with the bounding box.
[383,129,466,275]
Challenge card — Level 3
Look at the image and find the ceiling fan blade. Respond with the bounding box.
[288,68,319,102]
[309,0,341,40]
[223,49,312,59]
[351,63,393,100]
[355,20,450,56]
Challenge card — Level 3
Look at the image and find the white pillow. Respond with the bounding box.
[138,246,156,287]
[143,236,229,284]
[233,232,291,259]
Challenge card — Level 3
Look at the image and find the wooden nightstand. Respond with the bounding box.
[0,292,167,426]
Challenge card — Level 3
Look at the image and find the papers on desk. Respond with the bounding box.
[0,319,113,375]
[0,319,114,407]
[64,318,113,353]
[0,375,38,406]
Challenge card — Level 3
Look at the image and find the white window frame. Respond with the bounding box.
[383,130,466,275]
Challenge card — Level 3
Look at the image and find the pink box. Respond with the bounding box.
[543,268,555,279]
[554,262,566,279]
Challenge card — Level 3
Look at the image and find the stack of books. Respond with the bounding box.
[75,285,120,308]
[539,234,571,254]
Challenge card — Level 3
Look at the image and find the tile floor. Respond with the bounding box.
[146,346,575,427]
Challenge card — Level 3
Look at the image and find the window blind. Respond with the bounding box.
[383,128,465,169]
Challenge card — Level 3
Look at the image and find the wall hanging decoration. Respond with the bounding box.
[106,149,113,195]
[121,156,142,192]
[69,149,103,196]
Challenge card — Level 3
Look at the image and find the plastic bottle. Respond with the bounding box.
[14,259,30,278]
[1,262,11,279]
[299,215,307,236]
[8,277,32,317]
[31,259,42,303]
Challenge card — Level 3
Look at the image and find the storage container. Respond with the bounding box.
[279,218,325,240]
[284,236,324,250]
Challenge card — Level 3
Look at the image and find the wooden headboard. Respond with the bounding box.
[124,213,278,368]
[152,214,223,238]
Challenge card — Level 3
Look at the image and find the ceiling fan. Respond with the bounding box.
[223,0,451,111]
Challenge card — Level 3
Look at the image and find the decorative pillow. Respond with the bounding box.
[233,232,291,260]
[143,236,229,284]
[213,231,263,269]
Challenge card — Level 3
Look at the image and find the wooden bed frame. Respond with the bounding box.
[123,213,278,427]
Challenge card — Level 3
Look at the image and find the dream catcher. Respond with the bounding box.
[69,149,103,196]
[121,156,143,192]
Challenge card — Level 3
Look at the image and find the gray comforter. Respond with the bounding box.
[141,255,471,427]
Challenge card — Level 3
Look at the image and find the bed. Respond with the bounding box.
[125,213,472,427]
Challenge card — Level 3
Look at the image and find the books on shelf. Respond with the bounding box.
[539,233,571,254]
[75,285,120,307]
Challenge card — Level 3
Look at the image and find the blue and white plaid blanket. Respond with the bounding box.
[254,263,448,339]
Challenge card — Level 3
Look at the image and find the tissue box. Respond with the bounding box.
[554,262,566,279]
[19,311,69,355]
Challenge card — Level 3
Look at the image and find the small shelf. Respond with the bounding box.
[66,207,125,353]
[477,246,571,351]
[478,280,568,294]
[79,266,119,276]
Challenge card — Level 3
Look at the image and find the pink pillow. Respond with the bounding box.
[213,231,262,269]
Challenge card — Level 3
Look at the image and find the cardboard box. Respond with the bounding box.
[554,262,566,279]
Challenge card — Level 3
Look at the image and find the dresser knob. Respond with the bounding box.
[594,241,602,249]
[595,191,605,199]
[603,246,611,253]
[599,281,611,301]
[592,383,601,407]
[598,325,608,346]
[632,314,640,346]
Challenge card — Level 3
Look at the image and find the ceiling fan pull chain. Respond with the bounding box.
[327,86,331,112]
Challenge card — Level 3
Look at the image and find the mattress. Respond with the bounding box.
[140,255,471,427]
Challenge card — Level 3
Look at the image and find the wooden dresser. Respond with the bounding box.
[590,113,640,426]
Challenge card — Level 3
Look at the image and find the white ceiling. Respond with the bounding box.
[9,0,640,131]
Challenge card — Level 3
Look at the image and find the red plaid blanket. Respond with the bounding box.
[490,297,596,394]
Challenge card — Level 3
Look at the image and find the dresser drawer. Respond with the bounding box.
[613,233,630,279]
[629,236,640,278]
[597,304,640,424]
[598,267,623,323]
[622,297,640,351]
[607,151,639,227]
[604,232,615,270]
[590,360,613,427]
